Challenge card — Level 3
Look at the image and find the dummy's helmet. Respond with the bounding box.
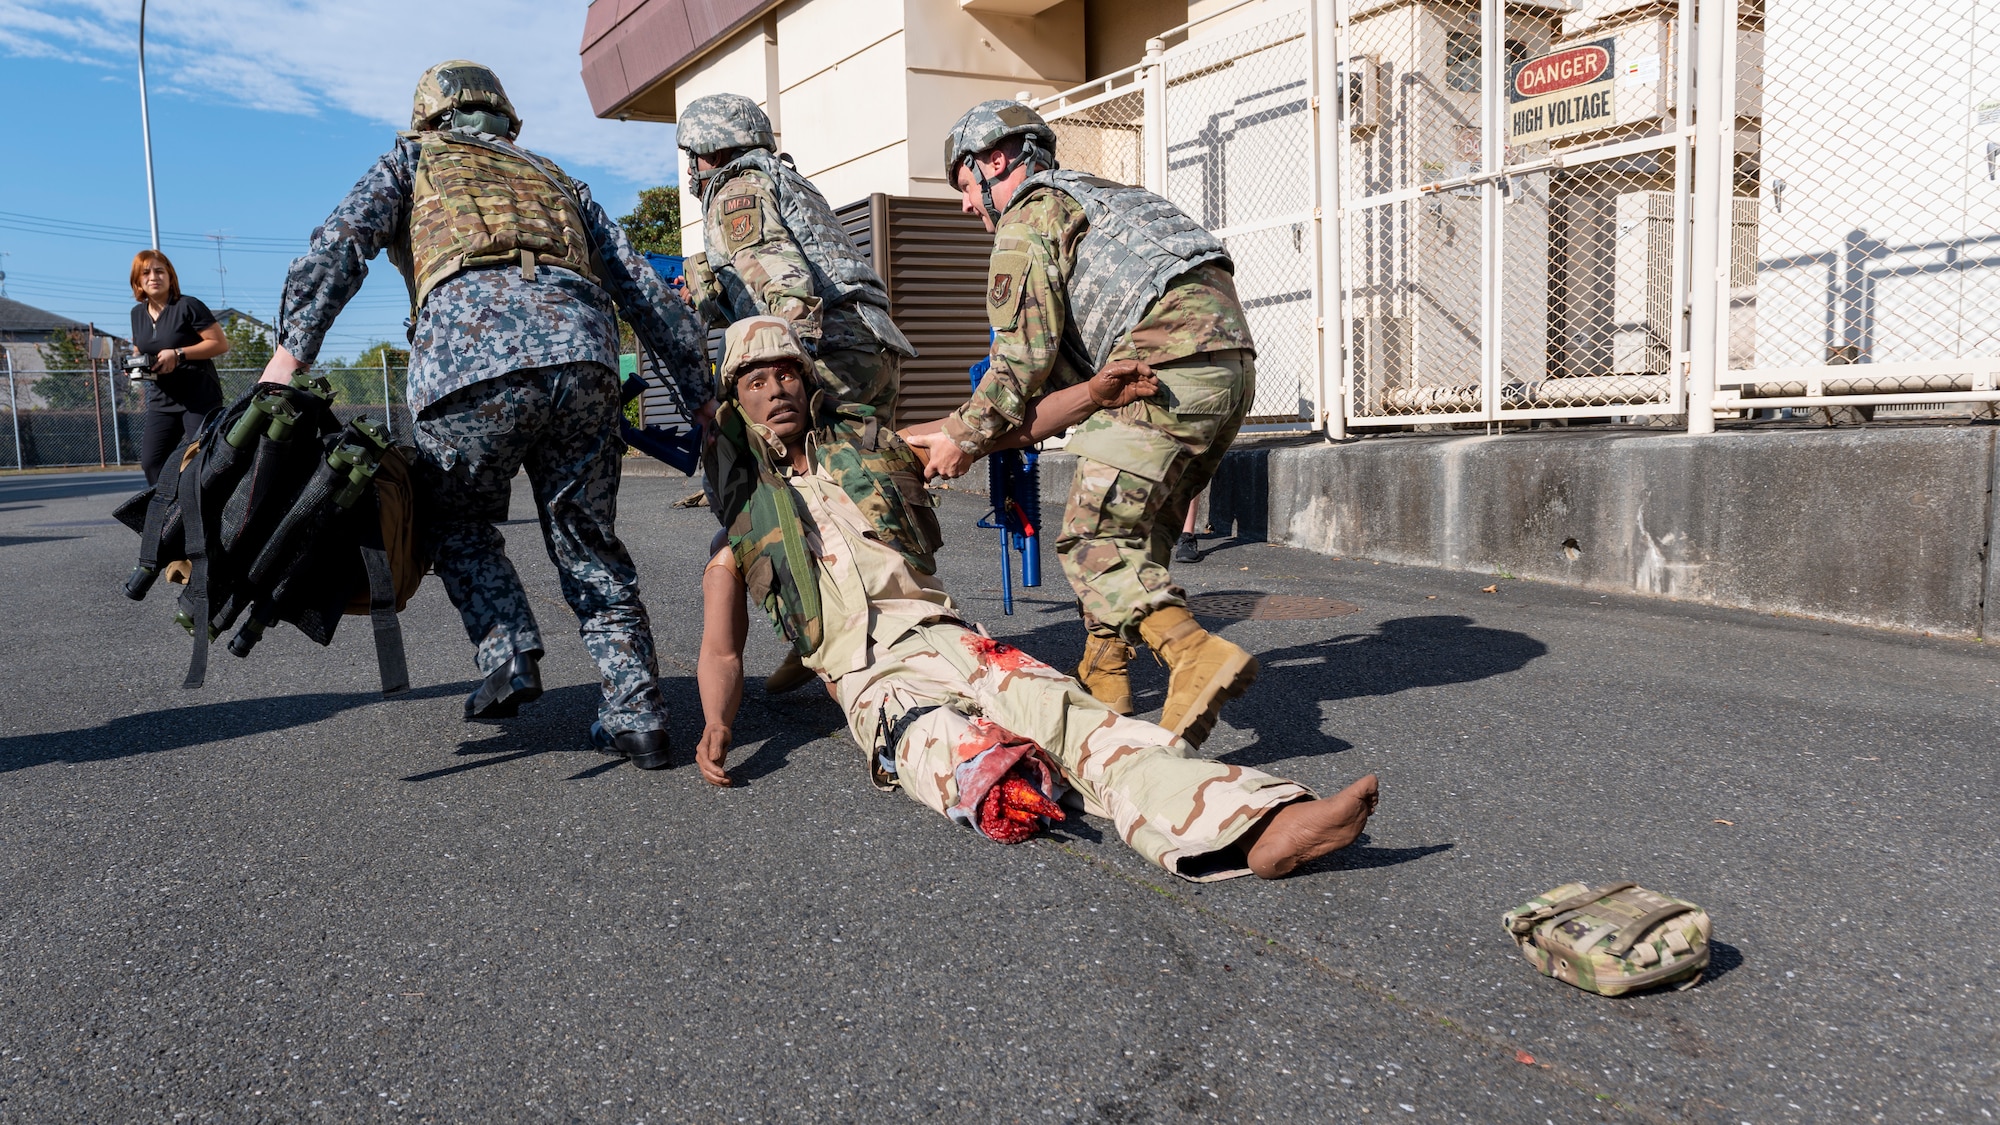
[411,60,520,139]
[942,99,1057,185]
[719,315,813,399]
[677,93,777,157]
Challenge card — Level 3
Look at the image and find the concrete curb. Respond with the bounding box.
[1039,426,2000,638]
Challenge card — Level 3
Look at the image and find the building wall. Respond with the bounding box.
[905,0,1086,197]
[778,0,911,207]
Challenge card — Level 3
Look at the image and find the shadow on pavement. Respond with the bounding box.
[728,684,847,785]
[0,683,462,774]
[978,609,1545,770]
[1219,614,1548,767]
[1291,835,1455,877]
[407,680,699,783]
[0,472,147,505]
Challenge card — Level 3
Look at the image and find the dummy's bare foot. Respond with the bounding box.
[1245,774,1379,879]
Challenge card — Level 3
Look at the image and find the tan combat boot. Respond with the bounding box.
[1076,633,1136,716]
[1139,606,1259,747]
[764,649,816,695]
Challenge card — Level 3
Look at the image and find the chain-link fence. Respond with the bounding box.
[1715,0,2000,418]
[1034,0,2000,435]
[0,361,411,471]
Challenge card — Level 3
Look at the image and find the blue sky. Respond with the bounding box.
[0,1,679,362]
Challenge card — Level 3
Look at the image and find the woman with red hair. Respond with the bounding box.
[128,250,229,483]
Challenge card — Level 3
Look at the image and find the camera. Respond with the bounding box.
[123,353,156,382]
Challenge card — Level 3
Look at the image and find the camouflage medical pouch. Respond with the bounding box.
[1502,882,1711,996]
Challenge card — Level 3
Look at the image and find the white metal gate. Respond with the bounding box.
[1037,0,2000,434]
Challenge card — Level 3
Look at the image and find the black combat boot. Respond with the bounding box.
[464,651,543,720]
[591,721,672,771]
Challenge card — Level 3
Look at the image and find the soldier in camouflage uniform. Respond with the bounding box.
[677,92,913,421]
[905,100,1260,750]
[677,92,917,696]
[259,60,710,769]
[694,316,1377,878]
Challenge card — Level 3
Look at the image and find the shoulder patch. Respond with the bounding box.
[722,206,764,251]
[986,249,1030,331]
[723,194,757,214]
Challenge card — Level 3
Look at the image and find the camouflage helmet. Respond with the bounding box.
[942,99,1057,184]
[719,315,813,398]
[677,93,776,156]
[411,60,520,138]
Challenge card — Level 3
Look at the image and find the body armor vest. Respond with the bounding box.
[394,132,598,310]
[705,151,915,356]
[709,396,942,658]
[1013,170,1232,371]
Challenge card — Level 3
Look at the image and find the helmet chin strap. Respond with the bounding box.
[968,141,1050,226]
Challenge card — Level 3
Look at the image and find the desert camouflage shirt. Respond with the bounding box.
[687,168,877,353]
[277,134,708,413]
[941,186,1255,454]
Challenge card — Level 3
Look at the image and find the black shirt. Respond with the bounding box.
[129,295,224,414]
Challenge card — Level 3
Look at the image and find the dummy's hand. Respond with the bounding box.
[904,431,973,480]
[692,398,718,430]
[696,723,734,787]
[259,345,307,387]
[1088,359,1158,409]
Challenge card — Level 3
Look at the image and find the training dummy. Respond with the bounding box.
[692,316,1378,881]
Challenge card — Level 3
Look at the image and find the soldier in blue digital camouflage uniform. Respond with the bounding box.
[258,60,711,769]
[676,91,918,695]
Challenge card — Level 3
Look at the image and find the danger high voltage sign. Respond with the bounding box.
[1508,39,1615,145]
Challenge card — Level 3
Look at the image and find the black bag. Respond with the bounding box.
[115,378,420,695]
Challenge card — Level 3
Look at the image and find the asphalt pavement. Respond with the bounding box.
[0,466,1994,1124]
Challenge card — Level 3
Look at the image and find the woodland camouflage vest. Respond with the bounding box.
[1014,169,1232,371]
[705,150,915,356]
[397,132,598,309]
[709,396,941,658]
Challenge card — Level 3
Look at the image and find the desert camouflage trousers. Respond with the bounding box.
[816,344,900,426]
[832,619,1310,881]
[1056,350,1253,640]
[413,360,667,733]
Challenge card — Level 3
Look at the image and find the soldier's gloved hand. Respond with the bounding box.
[1088,359,1158,409]
[977,763,1066,844]
[696,723,734,788]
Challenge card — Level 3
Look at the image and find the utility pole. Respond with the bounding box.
[380,349,394,438]
[138,0,160,250]
[206,232,230,306]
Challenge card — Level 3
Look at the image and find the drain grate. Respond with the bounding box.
[1187,592,1361,621]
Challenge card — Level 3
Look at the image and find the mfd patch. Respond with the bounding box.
[723,194,758,214]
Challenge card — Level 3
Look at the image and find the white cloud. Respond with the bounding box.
[0,0,680,184]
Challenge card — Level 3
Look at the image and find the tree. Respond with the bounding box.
[36,328,99,410]
[220,315,274,374]
[618,186,682,256]
[320,341,410,407]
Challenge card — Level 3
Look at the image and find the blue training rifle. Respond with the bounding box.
[969,341,1041,614]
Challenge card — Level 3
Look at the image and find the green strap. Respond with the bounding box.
[770,477,821,654]
[1606,901,1698,956]
[1508,881,1638,935]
